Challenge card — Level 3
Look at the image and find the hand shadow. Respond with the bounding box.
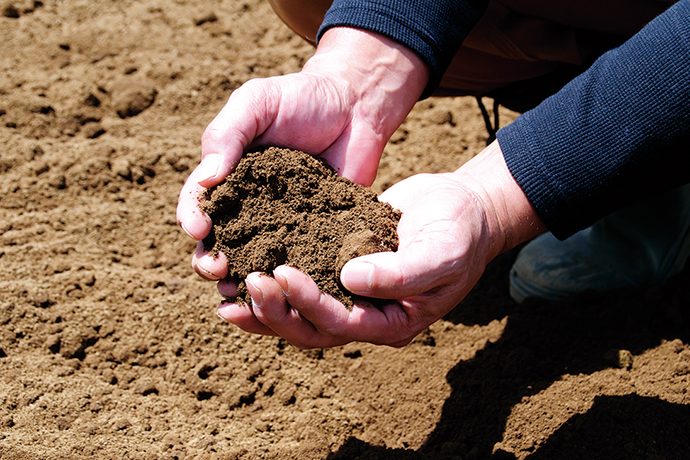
[328,248,690,460]
[526,394,690,460]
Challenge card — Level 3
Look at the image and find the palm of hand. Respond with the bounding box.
[217,172,493,348]
[346,173,493,344]
[242,72,387,185]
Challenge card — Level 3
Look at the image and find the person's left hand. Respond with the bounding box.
[177,27,428,283]
[214,141,545,348]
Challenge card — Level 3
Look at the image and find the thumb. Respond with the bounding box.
[198,79,277,188]
[340,250,440,299]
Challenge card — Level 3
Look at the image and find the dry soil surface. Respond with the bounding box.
[1,1,689,459]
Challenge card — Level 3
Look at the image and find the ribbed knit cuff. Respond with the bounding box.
[498,0,690,240]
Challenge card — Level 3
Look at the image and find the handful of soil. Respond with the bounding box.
[200,147,401,308]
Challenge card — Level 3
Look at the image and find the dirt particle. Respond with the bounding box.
[604,349,634,370]
[673,362,690,376]
[28,145,44,160]
[335,229,381,277]
[30,103,55,115]
[111,77,157,118]
[196,390,216,401]
[194,12,217,26]
[48,173,67,189]
[83,123,106,139]
[31,292,55,309]
[32,161,50,176]
[46,335,61,354]
[135,380,160,396]
[113,418,131,431]
[197,364,217,380]
[343,349,362,359]
[389,128,408,144]
[74,111,100,125]
[84,93,101,107]
[429,109,456,126]
[60,334,99,361]
[420,330,436,347]
[2,3,19,18]
[111,158,132,180]
[132,164,156,184]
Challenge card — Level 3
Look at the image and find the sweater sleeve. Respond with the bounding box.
[316,0,487,97]
[497,0,690,240]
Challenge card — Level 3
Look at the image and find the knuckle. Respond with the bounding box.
[373,263,406,292]
[201,125,223,147]
[241,77,267,93]
[318,323,342,338]
[234,78,268,106]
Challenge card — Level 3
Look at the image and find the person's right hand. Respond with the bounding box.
[213,141,546,348]
[176,27,429,281]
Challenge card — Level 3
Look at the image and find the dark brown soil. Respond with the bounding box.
[200,147,400,307]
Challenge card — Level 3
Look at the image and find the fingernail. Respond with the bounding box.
[343,262,373,291]
[180,220,195,239]
[197,154,221,183]
[273,271,289,297]
[198,265,220,281]
[217,304,235,321]
[245,277,264,308]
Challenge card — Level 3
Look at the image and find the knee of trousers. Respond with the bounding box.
[267,0,333,45]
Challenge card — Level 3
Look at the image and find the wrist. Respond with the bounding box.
[454,140,546,261]
[303,27,429,140]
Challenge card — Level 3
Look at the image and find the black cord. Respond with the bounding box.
[475,96,500,145]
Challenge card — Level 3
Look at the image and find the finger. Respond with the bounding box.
[272,266,416,345]
[199,79,278,188]
[176,164,214,240]
[271,266,351,335]
[340,249,444,299]
[217,278,238,298]
[320,123,382,186]
[192,242,228,280]
[216,301,277,336]
[178,81,278,240]
[245,271,347,349]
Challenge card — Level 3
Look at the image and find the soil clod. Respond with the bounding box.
[201,147,401,307]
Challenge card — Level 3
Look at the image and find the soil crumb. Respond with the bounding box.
[200,147,401,307]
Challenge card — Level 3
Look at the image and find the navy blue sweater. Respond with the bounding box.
[319,0,690,238]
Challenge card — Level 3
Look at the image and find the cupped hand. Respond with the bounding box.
[214,172,492,347]
[176,27,428,281]
[214,141,545,348]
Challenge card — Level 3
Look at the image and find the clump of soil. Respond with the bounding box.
[111,77,158,118]
[200,147,401,307]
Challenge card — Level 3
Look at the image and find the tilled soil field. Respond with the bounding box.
[1,1,689,459]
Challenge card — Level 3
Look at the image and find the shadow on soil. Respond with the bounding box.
[328,248,690,460]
